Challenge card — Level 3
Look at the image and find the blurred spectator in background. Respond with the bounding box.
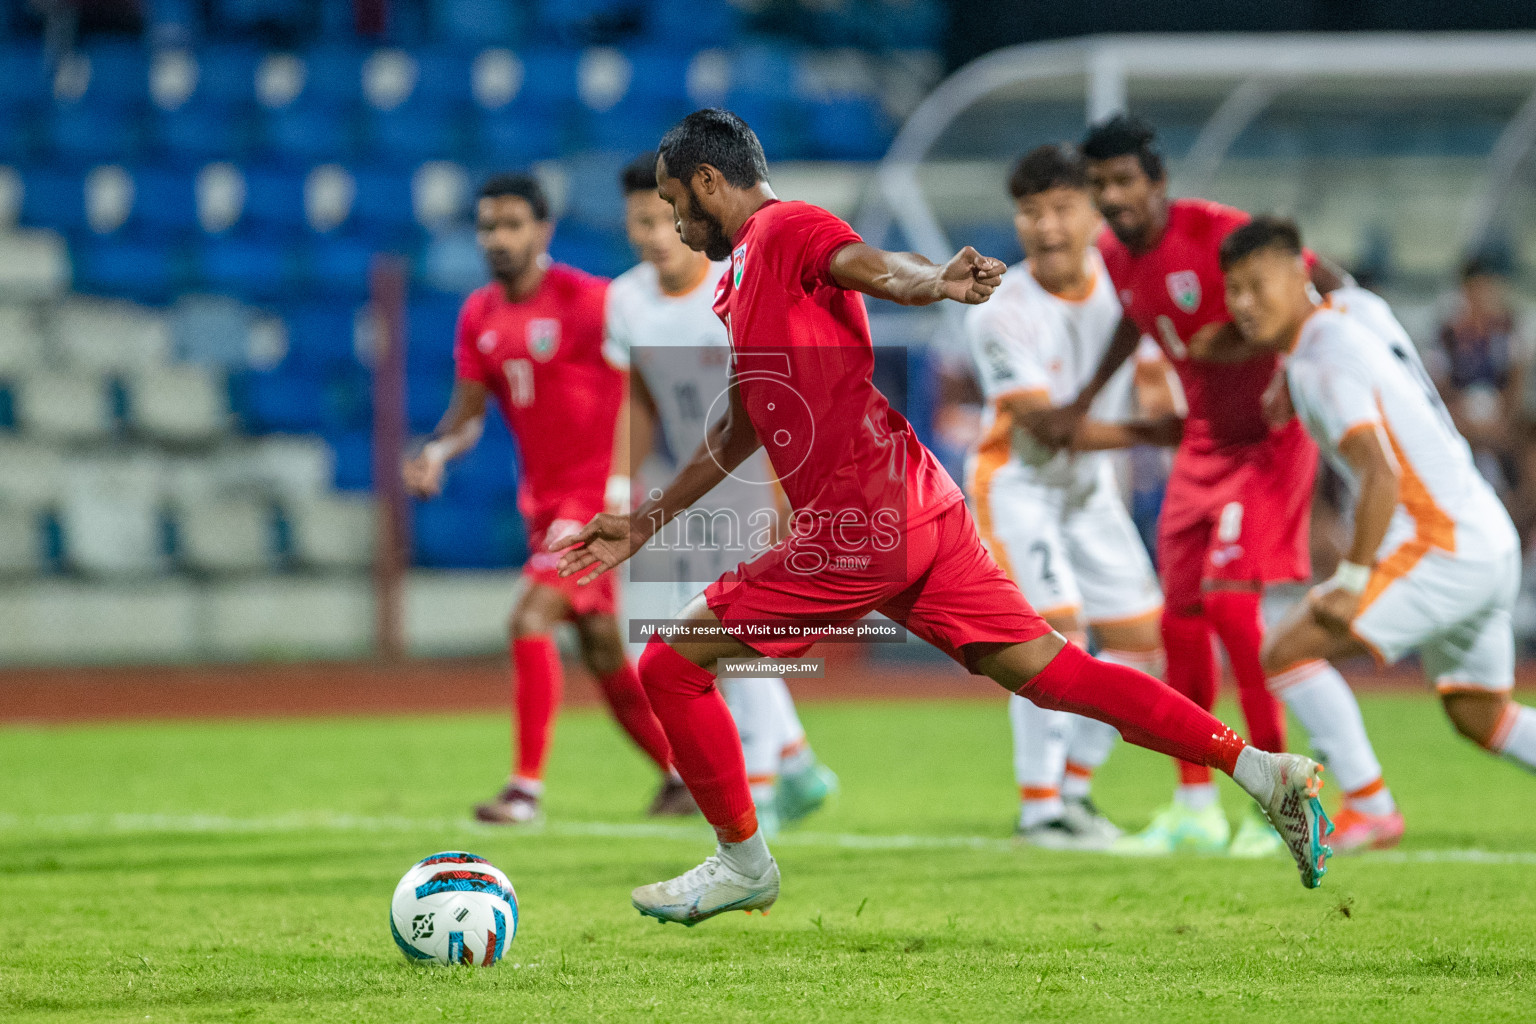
[1428,254,1532,509]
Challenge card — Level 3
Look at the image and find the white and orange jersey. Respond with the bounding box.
[1285,305,1517,563]
[964,249,1136,494]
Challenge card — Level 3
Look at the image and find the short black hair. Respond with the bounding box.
[478,172,549,221]
[657,108,769,188]
[620,151,659,196]
[1008,143,1088,200]
[1081,114,1165,182]
[1218,215,1303,272]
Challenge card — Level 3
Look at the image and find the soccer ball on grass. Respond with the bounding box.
[389,851,518,965]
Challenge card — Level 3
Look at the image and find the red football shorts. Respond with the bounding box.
[704,498,1052,670]
[1157,419,1317,613]
[523,507,617,618]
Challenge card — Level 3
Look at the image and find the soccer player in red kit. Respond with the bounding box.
[1032,116,1392,856]
[552,110,1333,923]
[403,173,693,824]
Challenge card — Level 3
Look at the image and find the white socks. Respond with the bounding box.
[1269,659,1394,813]
[1175,783,1219,811]
[1231,747,1274,806]
[1010,694,1070,826]
[1490,703,1536,772]
[719,830,773,878]
[722,676,814,782]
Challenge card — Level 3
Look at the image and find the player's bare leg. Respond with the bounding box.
[628,595,780,925]
[1442,691,1536,772]
[475,583,574,824]
[1261,601,1402,852]
[973,633,1333,888]
[571,612,694,817]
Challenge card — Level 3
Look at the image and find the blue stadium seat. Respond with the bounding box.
[303,233,383,300]
[626,48,692,103]
[412,498,522,568]
[281,301,361,371]
[407,371,454,433]
[725,43,797,99]
[150,100,249,163]
[0,43,51,110]
[549,222,629,279]
[517,49,581,107]
[324,371,372,431]
[196,234,292,300]
[240,164,309,234]
[20,167,88,233]
[0,110,31,162]
[303,44,365,108]
[348,167,417,233]
[578,99,684,157]
[406,294,465,374]
[196,43,262,107]
[261,103,356,163]
[72,234,179,302]
[411,49,477,105]
[723,94,805,161]
[217,0,311,37]
[560,151,628,229]
[644,0,741,49]
[441,426,520,502]
[45,102,145,164]
[807,96,892,161]
[234,367,327,433]
[82,41,151,106]
[326,428,373,490]
[131,166,201,235]
[361,99,466,164]
[432,0,527,45]
[474,102,568,165]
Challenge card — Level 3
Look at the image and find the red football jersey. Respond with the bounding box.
[1098,199,1275,453]
[453,263,618,529]
[711,200,963,546]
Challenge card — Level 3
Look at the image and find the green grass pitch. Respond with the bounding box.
[3,691,1535,1022]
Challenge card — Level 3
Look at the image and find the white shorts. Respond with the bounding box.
[1351,542,1520,693]
[972,463,1163,626]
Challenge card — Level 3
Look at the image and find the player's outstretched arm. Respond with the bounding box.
[1309,424,1399,632]
[1067,415,1184,451]
[1027,315,1141,448]
[552,370,763,584]
[402,379,488,499]
[828,243,1005,306]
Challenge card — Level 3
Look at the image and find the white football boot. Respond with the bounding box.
[1236,750,1335,888]
[631,854,780,926]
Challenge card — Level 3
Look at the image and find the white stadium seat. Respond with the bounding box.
[59,491,165,577]
[0,438,67,510]
[286,493,376,570]
[0,229,69,300]
[0,304,44,374]
[126,365,231,444]
[175,497,275,575]
[14,370,112,442]
[52,297,171,372]
[246,436,335,498]
[0,506,40,576]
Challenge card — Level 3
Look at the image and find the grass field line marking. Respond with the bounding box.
[2,811,1535,864]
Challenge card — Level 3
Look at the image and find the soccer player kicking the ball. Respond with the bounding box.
[606,151,838,833]
[1222,217,1536,787]
[964,144,1179,849]
[403,173,693,825]
[552,110,1332,925]
[1033,116,1399,857]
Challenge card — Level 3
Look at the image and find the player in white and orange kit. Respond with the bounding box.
[1221,218,1536,812]
[403,173,692,824]
[550,111,1334,923]
[964,144,1177,848]
[607,152,837,833]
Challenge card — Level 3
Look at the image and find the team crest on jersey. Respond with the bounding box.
[477,330,498,353]
[1166,271,1201,313]
[731,245,747,288]
[526,318,560,361]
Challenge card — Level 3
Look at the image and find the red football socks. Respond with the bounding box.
[596,662,674,772]
[637,636,757,843]
[1161,608,1220,785]
[512,635,563,782]
[1017,642,1246,777]
[1204,589,1287,754]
